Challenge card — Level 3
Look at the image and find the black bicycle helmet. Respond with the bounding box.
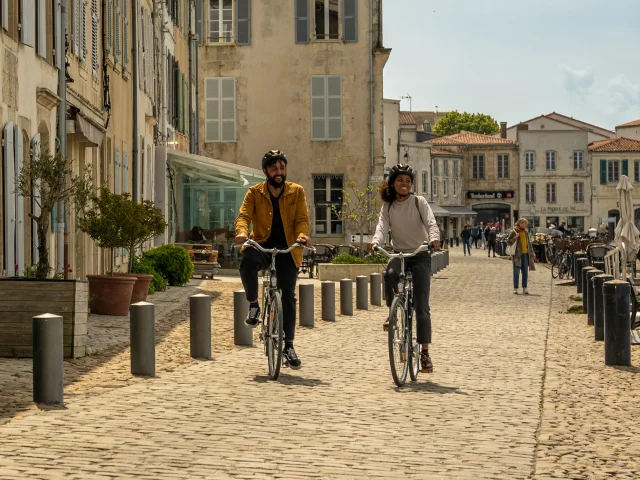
[261,150,288,169]
[388,164,415,185]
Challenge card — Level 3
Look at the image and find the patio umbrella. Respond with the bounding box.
[614,175,640,259]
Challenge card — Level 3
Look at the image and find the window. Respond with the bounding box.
[546,183,556,203]
[525,151,535,171]
[472,155,484,179]
[545,151,556,171]
[432,177,437,196]
[114,0,120,62]
[600,159,627,185]
[114,149,121,194]
[314,0,338,40]
[311,75,342,140]
[453,178,458,197]
[573,151,584,170]
[91,0,99,75]
[453,159,459,177]
[497,154,509,179]
[433,159,439,176]
[635,160,640,184]
[567,216,584,233]
[525,183,535,203]
[313,174,343,235]
[443,179,448,196]
[443,159,449,177]
[204,77,236,143]
[208,0,233,43]
[123,153,128,193]
[608,160,620,184]
[574,182,584,203]
[421,171,427,194]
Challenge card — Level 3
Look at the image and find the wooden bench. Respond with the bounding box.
[174,243,221,279]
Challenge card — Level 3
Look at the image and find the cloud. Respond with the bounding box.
[606,74,640,116]
[559,64,596,100]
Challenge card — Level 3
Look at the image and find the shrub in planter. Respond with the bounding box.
[142,244,194,286]
[332,253,387,265]
[132,256,167,294]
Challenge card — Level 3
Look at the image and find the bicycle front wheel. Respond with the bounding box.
[388,296,409,387]
[267,291,284,380]
[408,309,420,382]
[551,258,561,279]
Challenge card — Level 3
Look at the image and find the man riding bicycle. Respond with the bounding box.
[368,164,440,372]
[234,150,311,369]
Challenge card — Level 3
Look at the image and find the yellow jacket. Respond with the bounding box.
[234,181,310,268]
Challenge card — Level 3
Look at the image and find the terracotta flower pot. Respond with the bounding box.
[86,275,136,316]
[113,273,154,303]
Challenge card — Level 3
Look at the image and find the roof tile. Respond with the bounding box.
[430,147,462,156]
[399,112,416,125]
[588,137,640,153]
[426,131,516,146]
[616,119,640,128]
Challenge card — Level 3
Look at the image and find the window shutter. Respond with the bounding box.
[81,0,87,60]
[184,74,189,137]
[343,0,357,43]
[115,149,120,194]
[3,123,16,276]
[622,159,629,177]
[600,160,607,185]
[195,0,203,44]
[30,134,40,263]
[123,0,128,68]
[205,77,220,142]
[2,0,8,30]
[107,0,112,52]
[36,0,46,55]
[123,153,128,193]
[13,127,24,276]
[115,0,120,61]
[311,76,325,140]
[220,77,236,142]
[91,0,98,75]
[20,0,36,47]
[72,0,79,54]
[294,0,309,44]
[236,0,250,45]
[327,76,342,140]
[178,72,183,132]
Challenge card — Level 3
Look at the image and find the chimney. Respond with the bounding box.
[500,122,507,139]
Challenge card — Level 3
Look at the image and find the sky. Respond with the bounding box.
[382,0,640,130]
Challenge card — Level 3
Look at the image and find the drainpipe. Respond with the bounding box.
[56,0,67,275]
[368,0,374,182]
[194,19,199,154]
[132,0,139,201]
[188,0,194,153]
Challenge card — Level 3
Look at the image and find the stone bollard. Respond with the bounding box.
[603,280,632,366]
[32,314,64,405]
[356,275,368,310]
[321,281,335,322]
[234,290,253,346]
[593,274,614,342]
[573,251,587,280]
[130,302,156,377]
[299,284,314,327]
[586,269,603,325]
[190,294,211,359]
[340,279,353,316]
[444,249,449,267]
[581,267,596,313]
[430,255,437,276]
[575,258,589,294]
[370,273,382,306]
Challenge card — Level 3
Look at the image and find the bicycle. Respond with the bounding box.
[552,249,573,279]
[374,242,434,387]
[239,239,312,380]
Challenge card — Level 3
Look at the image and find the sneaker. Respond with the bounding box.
[513,289,519,294]
[420,351,433,373]
[383,317,389,331]
[245,304,261,328]
[523,288,530,295]
[283,345,302,370]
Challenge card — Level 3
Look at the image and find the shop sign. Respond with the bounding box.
[467,191,514,200]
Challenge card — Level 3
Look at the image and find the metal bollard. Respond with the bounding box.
[430,255,437,276]
[32,314,64,405]
[340,278,353,316]
[573,251,587,280]
[603,280,632,366]
[299,284,314,327]
[575,258,589,294]
[581,266,596,313]
[593,274,614,341]
[356,275,368,310]
[321,281,335,322]
[370,272,382,306]
[130,302,155,377]
[444,249,449,267]
[190,294,211,359]
[234,290,253,346]
[586,269,603,325]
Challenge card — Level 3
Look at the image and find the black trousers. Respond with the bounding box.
[239,247,298,342]
[487,241,496,256]
[384,253,432,344]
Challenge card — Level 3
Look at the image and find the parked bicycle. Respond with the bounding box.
[239,239,313,380]
[374,242,435,387]
[552,248,574,280]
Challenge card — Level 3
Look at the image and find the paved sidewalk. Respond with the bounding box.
[0,249,556,478]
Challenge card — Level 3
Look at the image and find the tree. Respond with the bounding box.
[331,181,379,254]
[16,148,93,279]
[433,111,499,136]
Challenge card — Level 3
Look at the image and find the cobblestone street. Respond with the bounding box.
[0,248,638,479]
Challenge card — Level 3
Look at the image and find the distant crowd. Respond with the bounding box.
[459,222,504,257]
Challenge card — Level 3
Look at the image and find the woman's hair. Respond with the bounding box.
[379,180,395,203]
[516,217,528,227]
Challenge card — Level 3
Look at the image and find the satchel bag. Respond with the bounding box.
[506,239,518,256]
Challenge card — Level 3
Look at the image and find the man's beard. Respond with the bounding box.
[267,173,286,188]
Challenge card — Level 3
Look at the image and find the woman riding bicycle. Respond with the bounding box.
[368,164,440,373]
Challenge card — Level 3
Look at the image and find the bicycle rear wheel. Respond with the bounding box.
[388,296,409,387]
[408,310,420,382]
[267,291,284,380]
[551,259,561,279]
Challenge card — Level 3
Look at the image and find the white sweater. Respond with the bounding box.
[372,195,440,252]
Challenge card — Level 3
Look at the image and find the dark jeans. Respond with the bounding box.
[239,247,298,342]
[462,238,471,255]
[513,254,529,289]
[487,241,496,256]
[384,253,432,344]
[471,236,478,248]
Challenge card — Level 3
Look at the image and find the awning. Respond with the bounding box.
[442,205,477,217]
[68,115,105,146]
[167,149,264,186]
[428,202,450,216]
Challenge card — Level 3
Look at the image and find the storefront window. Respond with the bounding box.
[567,216,584,233]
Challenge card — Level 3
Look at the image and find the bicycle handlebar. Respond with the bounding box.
[373,242,436,260]
[240,239,315,255]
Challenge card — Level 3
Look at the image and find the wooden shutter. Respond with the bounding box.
[622,159,629,177]
[343,0,357,42]
[30,134,40,263]
[183,74,189,137]
[2,0,8,30]
[81,0,87,60]
[20,0,36,46]
[178,71,183,133]
[115,149,120,194]
[14,127,24,276]
[106,0,112,52]
[72,0,79,54]
[195,0,203,44]
[310,76,326,140]
[220,77,235,142]
[327,75,342,140]
[115,0,120,61]
[123,153,128,193]
[3,123,16,276]
[600,159,607,185]
[204,77,219,142]
[36,0,46,55]
[91,0,98,75]
[123,0,128,68]
[236,0,250,45]
[294,0,308,44]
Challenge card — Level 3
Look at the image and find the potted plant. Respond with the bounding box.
[317,251,388,282]
[78,188,167,315]
[331,181,380,255]
[0,148,93,358]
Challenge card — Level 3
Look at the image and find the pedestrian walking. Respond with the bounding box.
[470,224,479,248]
[507,218,535,294]
[487,227,497,257]
[479,222,486,248]
[461,225,472,256]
